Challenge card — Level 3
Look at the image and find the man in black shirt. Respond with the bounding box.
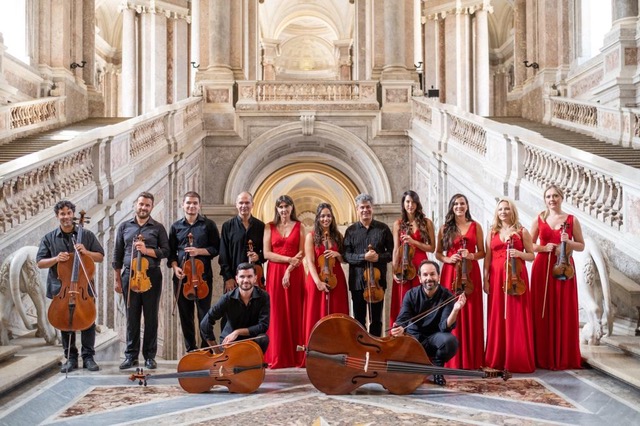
[113,192,170,370]
[37,200,104,373]
[168,191,220,352]
[343,193,393,337]
[391,260,466,385]
[200,262,269,353]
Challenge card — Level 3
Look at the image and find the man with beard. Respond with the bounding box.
[390,260,466,386]
[113,192,170,370]
[200,262,270,353]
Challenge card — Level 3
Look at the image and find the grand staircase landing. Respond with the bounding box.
[491,117,640,168]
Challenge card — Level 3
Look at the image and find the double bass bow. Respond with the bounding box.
[247,240,265,290]
[48,211,97,332]
[552,222,574,280]
[393,221,416,283]
[182,232,209,300]
[452,237,474,295]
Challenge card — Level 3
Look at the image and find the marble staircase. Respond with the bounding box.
[491,117,640,168]
[582,335,640,389]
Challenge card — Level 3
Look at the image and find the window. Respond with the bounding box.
[579,0,612,61]
[0,0,29,64]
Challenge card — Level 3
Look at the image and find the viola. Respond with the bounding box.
[48,211,96,332]
[182,232,209,300]
[393,221,416,283]
[503,237,526,296]
[552,222,575,280]
[130,235,152,293]
[318,231,338,289]
[300,314,510,395]
[248,240,265,290]
[129,340,266,394]
[362,244,384,303]
[452,237,474,295]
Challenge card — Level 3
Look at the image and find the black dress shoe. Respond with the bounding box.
[119,358,139,370]
[433,374,447,386]
[145,358,157,369]
[60,359,78,373]
[83,357,100,371]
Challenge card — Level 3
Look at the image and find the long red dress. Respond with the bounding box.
[389,227,428,327]
[530,215,581,370]
[265,221,305,369]
[485,230,535,373]
[303,236,350,344]
[440,221,484,370]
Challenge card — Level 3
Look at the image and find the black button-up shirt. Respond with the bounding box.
[168,214,220,281]
[395,285,456,339]
[37,225,104,298]
[200,286,270,341]
[218,215,265,282]
[343,219,394,290]
[112,217,170,270]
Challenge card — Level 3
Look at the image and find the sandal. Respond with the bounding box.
[433,374,446,386]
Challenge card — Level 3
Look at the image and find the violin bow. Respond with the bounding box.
[70,234,98,303]
[504,237,511,320]
[192,335,268,353]
[388,291,462,332]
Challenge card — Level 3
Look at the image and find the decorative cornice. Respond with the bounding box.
[119,0,191,22]
[426,0,493,21]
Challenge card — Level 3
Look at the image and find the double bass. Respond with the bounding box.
[129,340,266,394]
[48,211,96,332]
[452,237,474,295]
[129,234,152,293]
[318,231,338,289]
[248,240,265,290]
[504,236,526,296]
[182,232,209,300]
[393,222,416,283]
[300,314,509,395]
[552,222,575,280]
[362,244,384,303]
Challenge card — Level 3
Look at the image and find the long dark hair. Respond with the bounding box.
[272,195,298,225]
[400,190,431,245]
[312,203,344,251]
[442,193,473,251]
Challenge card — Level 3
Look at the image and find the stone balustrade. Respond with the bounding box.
[448,115,487,155]
[0,97,66,144]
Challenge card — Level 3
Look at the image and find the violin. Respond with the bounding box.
[452,237,474,295]
[393,221,416,283]
[248,240,265,290]
[129,340,266,394]
[552,222,575,280]
[362,244,384,303]
[130,235,152,293]
[503,237,526,296]
[318,231,338,289]
[48,211,96,331]
[182,232,209,300]
[299,314,510,395]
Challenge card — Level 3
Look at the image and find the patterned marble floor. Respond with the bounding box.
[0,364,639,426]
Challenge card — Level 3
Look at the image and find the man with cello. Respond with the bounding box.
[168,191,220,353]
[113,192,170,370]
[37,200,104,373]
[200,262,270,353]
[343,193,393,337]
[390,260,467,386]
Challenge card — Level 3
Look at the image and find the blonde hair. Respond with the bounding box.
[490,197,522,234]
[540,184,564,220]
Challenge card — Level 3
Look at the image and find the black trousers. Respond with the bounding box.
[121,267,162,360]
[173,276,213,352]
[418,332,458,367]
[61,323,96,361]
[351,289,384,337]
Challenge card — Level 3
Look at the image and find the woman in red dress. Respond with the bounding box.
[263,195,306,369]
[530,185,584,370]
[390,190,435,327]
[483,198,535,373]
[436,193,485,370]
[303,203,349,343]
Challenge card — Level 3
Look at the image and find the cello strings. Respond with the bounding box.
[71,235,98,302]
[341,356,488,377]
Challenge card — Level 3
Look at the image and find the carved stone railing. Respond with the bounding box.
[0,97,66,144]
[551,99,598,128]
[130,117,166,158]
[448,115,487,155]
[414,101,432,125]
[236,80,379,111]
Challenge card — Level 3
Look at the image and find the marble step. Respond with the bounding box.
[602,335,640,358]
[581,342,640,390]
[0,345,21,363]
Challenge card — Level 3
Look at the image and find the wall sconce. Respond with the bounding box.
[523,61,539,69]
[427,85,440,98]
[70,61,86,69]
[191,62,200,69]
[414,61,423,71]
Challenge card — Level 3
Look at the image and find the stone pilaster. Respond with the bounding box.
[334,39,353,80]
[120,5,137,116]
[455,7,471,110]
[474,4,491,116]
[513,0,526,89]
[260,39,279,81]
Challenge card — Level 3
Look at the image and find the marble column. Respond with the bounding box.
[140,9,167,112]
[455,8,471,110]
[120,6,137,117]
[208,0,233,78]
[82,0,96,88]
[475,7,490,116]
[190,0,199,94]
[424,18,438,92]
[513,0,526,88]
[382,0,406,75]
[613,0,638,21]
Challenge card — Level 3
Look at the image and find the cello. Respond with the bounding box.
[48,211,96,332]
[504,236,526,296]
[129,340,266,394]
[318,231,338,289]
[299,314,509,395]
[362,244,384,303]
[552,222,574,280]
[182,232,209,300]
[248,240,265,290]
[393,221,416,283]
[452,237,474,295]
[129,234,152,293]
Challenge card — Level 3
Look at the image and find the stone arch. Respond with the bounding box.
[224,121,393,209]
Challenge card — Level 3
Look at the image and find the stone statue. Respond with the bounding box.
[0,246,59,345]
